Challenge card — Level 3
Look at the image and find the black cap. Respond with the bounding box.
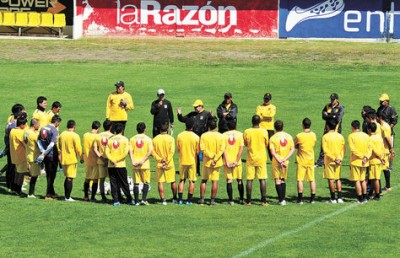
[264,93,272,101]
[224,92,232,99]
[330,93,339,100]
[115,81,125,88]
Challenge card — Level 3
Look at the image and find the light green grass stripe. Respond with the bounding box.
[233,204,355,258]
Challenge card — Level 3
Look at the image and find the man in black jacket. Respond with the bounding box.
[216,93,238,133]
[150,89,174,137]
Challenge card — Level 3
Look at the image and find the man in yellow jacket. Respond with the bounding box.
[57,120,83,202]
[106,81,134,134]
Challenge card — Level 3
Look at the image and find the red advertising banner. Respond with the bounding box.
[77,0,278,38]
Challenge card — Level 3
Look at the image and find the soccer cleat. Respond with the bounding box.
[228,201,235,206]
[326,199,337,204]
[372,196,381,201]
[261,201,269,207]
[185,201,192,206]
[162,200,167,206]
[129,200,136,206]
[244,201,252,206]
[361,199,368,204]
[65,197,75,202]
[353,200,361,205]
[83,197,90,202]
[27,194,36,199]
[309,200,315,204]
[278,200,287,206]
[113,202,120,206]
[90,198,97,203]
[337,198,344,204]
[140,200,149,206]
[172,199,178,204]
[210,201,216,206]
[44,196,53,200]
[178,200,183,205]
[383,187,392,192]
[297,200,304,205]
[198,199,205,205]
[239,199,245,205]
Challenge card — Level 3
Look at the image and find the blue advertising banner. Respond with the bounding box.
[279,0,389,38]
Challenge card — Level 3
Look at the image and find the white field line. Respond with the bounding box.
[233,186,396,258]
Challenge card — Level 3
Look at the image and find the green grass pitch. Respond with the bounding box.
[0,38,399,257]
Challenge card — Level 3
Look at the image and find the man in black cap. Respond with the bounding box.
[150,89,174,137]
[256,92,276,160]
[216,92,238,134]
[106,81,134,134]
[315,93,344,167]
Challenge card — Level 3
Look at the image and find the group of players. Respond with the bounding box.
[1,81,397,207]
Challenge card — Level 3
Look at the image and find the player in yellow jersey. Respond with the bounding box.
[83,121,101,202]
[24,118,41,198]
[106,81,134,134]
[9,117,28,196]
[243,115,269,206]
[93,120,113,202]
[322,119,346,204]
[256,92,276,160]
[270,120,295,206]
[365,111,382,136]
[105,123,134,206]
[176,118,199,205]
[129,122,153,206]
[152,123,177,205]
[377,111,395,191]
[367,122,385,201]
[46,101,62,125]
[295,118,317,204]
[223,120,244,205]
[32,96,48,129]
[348,120,371,204]
[199,119,225,206]
[58,120,84,201]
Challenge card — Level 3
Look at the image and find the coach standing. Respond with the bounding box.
[106,81,134,134]
[216,92,238,134]
[150,89,174,137]
[316,93,344,167]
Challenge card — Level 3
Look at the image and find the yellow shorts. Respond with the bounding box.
[383,154,390,170]
[98,163,108,178]
[296,165,315,181]
[323,164,341,180]
[29,162,41,177]
[63,164,78,178]
[85,164,99,180]
[272,163,289,179]
[246,165,267,180]
[349,166,367,181]
[155,166,176,183]
[133,168,150,184]
[224,165,243,180]
[369,164,382,180]
[179,164,197,181]
[202,166,220,181]
[16,163,28,173]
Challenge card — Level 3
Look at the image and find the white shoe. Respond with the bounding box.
[326,199,337,204]
[278,200,287,206]
[172,199,178,204]
[162,201,167,206]
[337,198,344,204]
[65,197,75,202]
[27,194,36,199]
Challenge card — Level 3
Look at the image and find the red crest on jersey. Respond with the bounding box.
[280,138,288,147]
[228,136,236,145]
[101,137,108,146]
[112,140,120,149]
[136,139,144,148]
[41,129,48,139]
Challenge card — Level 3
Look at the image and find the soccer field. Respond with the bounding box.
[0,38,399,257]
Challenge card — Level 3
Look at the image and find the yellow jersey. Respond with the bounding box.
[256,104,276,130]
[380,121,392,154]
[152,133,175,169]
[32,109,48,128]
[57,130,83,165]
[200,131,226,168]
[270,131,294,166]
[9,127,26,165]
[295,131,317,166]
[130,133,153,169]
[106,91,134,121]
[348,131,371,167]
[24,128,40,163]
[243,127,269,166]
[177,130,200,166]
[83,132,100,166]
[94,131,114,164]
[369,133,384,165]
[223,130,244,165]
[105,134,129,168]
[322,131,345,165]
